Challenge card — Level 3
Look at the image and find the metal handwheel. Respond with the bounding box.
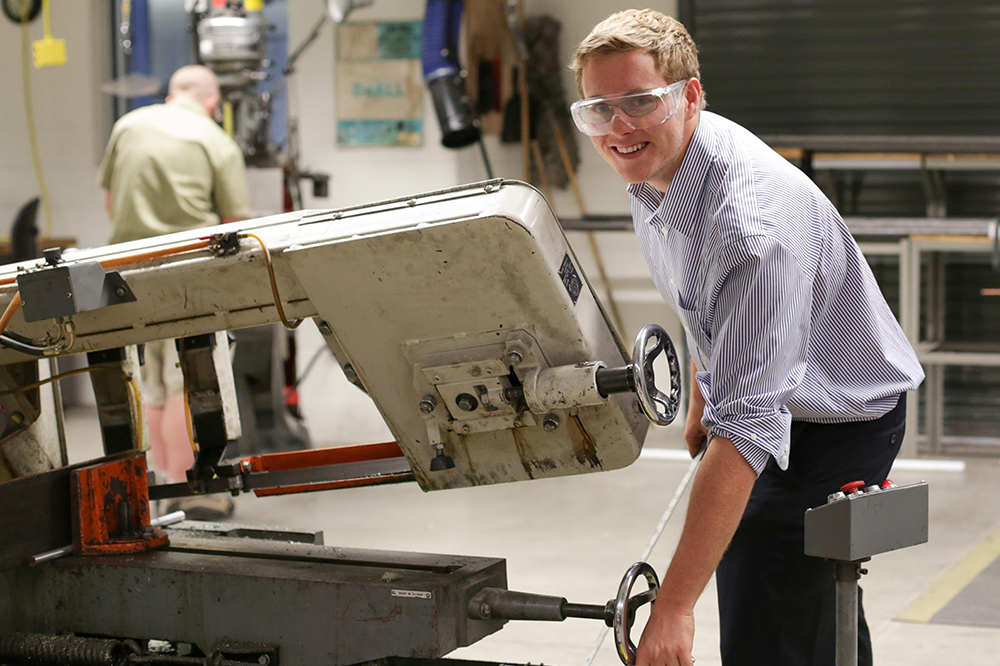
[631,324,681,426]
[614,561,661,665]
[467,561,662,666]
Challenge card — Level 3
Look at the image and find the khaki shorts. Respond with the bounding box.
[141,339,185,408]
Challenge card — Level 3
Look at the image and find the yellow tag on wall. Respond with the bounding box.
[33,36,67,68]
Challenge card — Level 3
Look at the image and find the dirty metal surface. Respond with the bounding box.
[286,182,648,491]
[1,535,507,666]
[167,520,324,545]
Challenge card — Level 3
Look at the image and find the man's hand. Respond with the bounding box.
[635,437,757,666]
[684,362,708,458]
[635,602,695,666]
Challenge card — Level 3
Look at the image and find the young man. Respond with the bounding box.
[99,65,250,519]
[571,10,923,666]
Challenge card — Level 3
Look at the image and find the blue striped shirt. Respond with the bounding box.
[629,111,924,474]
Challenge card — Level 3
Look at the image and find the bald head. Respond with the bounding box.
[167,65,221,116]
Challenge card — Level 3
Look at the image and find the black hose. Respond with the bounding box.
[0,332,47,356]
[292,343,328,390]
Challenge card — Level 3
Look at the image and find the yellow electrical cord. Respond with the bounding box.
[41,0,52,38]
[0,364,145,450]
[181,373,198,454]
[0,364,114,397]
[19,1,54,241]
[245,233,302,330]
[222,101,234,137]
[124,373,144,451]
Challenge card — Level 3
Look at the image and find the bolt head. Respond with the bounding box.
[115,286,127,297]
[456,393,478,412]
[480,603,492,617]
[241,459,252,473]
[10,412,23,425]
[461,424,472,434]
[542,415,560,432]
[470,366,482,377]
[418,395,436,414]
[258,656,270,666]
[506,348,524,365]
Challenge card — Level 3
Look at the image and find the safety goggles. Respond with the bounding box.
[570,80,688,136]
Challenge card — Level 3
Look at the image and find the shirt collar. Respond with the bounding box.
[168,97,209,117]
[627,111,718,237]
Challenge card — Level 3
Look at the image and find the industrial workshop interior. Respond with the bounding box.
[1,0,998,665]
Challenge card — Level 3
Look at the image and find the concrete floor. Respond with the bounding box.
[64,391,1000,666]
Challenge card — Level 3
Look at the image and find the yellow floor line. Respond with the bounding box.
[897,523,1000,623]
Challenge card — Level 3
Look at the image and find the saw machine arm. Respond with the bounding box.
[0,180,681,492]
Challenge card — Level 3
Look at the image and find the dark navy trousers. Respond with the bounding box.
[716,394,907,666]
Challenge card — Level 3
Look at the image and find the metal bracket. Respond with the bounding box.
[70,452,169,556]
[17,261,136,323]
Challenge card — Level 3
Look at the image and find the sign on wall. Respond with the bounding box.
[336,21,423,147]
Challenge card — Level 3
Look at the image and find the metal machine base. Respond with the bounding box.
[1,531,507,666]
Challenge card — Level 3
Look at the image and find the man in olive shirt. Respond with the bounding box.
[100,65,250,241]
[99,65,249,516]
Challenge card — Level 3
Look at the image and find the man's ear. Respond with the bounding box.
[684,79,702,119]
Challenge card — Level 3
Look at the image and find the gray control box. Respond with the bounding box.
[16,262,135,323]
[804,482,929,561]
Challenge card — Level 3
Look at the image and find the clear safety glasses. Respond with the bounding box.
[570,80,688,137]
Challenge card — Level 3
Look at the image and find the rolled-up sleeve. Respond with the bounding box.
[698,234,812,474]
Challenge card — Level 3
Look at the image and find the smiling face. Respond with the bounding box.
[580,49,701,192]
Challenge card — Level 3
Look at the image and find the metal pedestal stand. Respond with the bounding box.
[805,480,929,666]
[833,559,868,666]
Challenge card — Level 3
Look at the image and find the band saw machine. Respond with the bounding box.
[0,181,683,666]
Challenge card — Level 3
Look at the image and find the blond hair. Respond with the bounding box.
[572,9,706,108]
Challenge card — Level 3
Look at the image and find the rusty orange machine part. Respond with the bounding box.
[70,453,169,556]
[241,441,411,497]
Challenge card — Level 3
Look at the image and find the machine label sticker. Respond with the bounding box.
[391,589,433,600]
[559,254,582,305]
